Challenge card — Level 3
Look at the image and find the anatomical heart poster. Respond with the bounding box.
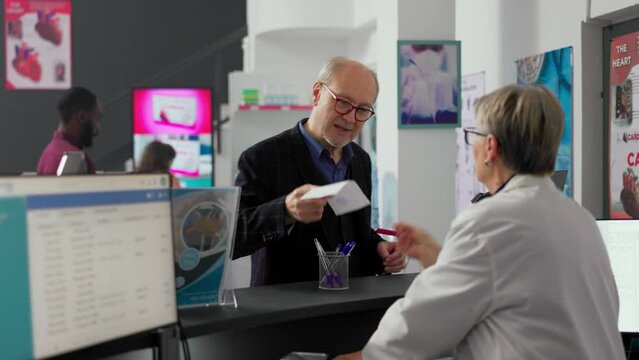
[5,0,71,90]
[609,32,639,219]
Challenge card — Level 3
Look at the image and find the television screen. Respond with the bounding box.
[0,174,177,359]
[133,88,213,187]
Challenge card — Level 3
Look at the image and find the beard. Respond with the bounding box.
[321,123,354,149]
[322,135,345,149]
[81,122,94,148]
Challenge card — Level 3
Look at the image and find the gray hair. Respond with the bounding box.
[475,85,564,175]
[317,56,379,101]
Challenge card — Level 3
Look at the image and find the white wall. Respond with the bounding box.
[375,0,457,274]
[346,25,377,69]
[248,0,354,36]
[353,0,378,28]
[591,0,637,19]
[253,36,348,77]
[456,0,601,214]
[375,0,399,230]
[455,1,498,88]
[399,0,457,272]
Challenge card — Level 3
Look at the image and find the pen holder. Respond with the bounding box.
[318,252,349,290]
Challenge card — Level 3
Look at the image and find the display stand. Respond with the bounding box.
[215,186,240,308]
[171,187,241,309]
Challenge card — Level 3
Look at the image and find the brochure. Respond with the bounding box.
[171,187,240,307]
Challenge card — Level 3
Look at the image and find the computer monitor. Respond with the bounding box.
[0,174,177,359]
[550,170,568,192]
[597,219,639,333]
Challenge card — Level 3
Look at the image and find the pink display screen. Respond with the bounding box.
[133,88,212,135]
[132,88,213,186]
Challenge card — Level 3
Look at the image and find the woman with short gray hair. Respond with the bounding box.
[337,85,624,360]
[474,84,564,176]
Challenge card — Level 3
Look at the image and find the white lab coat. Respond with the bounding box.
[363,175,625,360]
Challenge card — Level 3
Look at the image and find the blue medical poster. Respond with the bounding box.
[171,188,240,307]
[516,46,573,197]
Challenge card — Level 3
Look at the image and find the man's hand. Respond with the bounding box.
[395,222,442,268]
[333,350,363,360]
[377,241,406,273]
[285,184,328,224]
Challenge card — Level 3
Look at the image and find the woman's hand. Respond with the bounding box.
[395,222,442,268]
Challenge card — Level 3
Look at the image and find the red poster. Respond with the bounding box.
[4,0,71,90]
[609,31,639,218]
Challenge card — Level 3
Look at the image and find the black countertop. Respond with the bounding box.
[180,273,418,339]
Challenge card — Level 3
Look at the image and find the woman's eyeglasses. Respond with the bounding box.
[463,127,488,146]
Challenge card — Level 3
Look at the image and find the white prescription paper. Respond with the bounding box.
[300,180,370,216]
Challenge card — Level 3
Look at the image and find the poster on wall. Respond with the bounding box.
[608,32,639,218]
[516,46,573,197]
[4,0,71,90]
[455,72,485,215]
[398,40,461,128]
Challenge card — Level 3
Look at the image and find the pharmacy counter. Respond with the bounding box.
[180,273,417,359]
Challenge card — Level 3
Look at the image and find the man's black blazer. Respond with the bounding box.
[234,119,384,286]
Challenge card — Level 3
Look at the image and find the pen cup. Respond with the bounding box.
[318,252,349,290]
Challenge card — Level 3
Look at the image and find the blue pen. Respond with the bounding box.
[346,242,356,255]
[325,241,354,287]
[341,241,356,255]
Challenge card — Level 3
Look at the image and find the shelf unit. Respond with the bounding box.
[237,104,313,111]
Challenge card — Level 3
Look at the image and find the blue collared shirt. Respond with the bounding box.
[298,119,354,183]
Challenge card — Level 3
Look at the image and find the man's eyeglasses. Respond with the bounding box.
[463,127,488,146]
[320,83,375,122]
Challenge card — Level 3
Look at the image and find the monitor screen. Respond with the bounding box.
[0,174,177,359]
[56,151,87,176]
[133,88,213,187]
[550,170,568,192]
[597,219,639,333]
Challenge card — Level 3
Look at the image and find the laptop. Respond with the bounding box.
[550,170,568,192]
[56,151,87,176]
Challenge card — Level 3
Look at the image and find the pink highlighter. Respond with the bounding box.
[375,228,397,236]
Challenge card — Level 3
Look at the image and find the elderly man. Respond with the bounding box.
[233,57,405,286]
